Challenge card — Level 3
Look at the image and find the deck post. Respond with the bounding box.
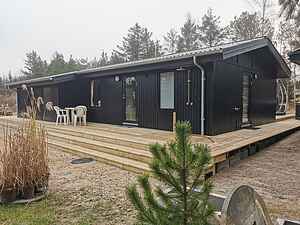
[173,111,176,132]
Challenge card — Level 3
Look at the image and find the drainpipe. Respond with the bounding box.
[193,56,205,135]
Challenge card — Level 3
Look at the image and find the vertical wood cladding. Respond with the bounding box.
[59,79,90,108]
[209,50,276,135]
[175,68,202,134]
[136,72,173,131]
[211,61,243,135]
[88,76,123,125]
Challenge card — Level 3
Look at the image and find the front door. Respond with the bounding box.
[123,76,137,124]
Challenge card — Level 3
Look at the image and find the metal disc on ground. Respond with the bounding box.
[221,185,273,225]
[71,158,95,164]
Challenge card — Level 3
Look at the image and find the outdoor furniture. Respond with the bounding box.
[53,106,68,126]
[65,107,75,125]
[73,106,87,127]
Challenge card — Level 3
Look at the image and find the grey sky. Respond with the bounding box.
[1,0,257,77]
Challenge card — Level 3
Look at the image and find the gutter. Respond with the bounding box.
[193,56,205,135]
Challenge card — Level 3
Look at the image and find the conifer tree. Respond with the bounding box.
[115,23,162,61]
[127,121,214,225]
[177,14,199,52]
[199,8,226,47]
[21,50,48,78]
[163,28,179,54]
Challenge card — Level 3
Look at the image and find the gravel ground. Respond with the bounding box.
[48,150,138,225]
[48,131,300,224]
[212,131,300,222]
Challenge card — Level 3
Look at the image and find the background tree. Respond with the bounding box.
[163,28,179,54]
[115,23,161,61]
[127,122,214,225]
[279,0,300,20]
[47,52,67,75]
[227,11,274,41]
[21,50,48,78]
[98,51,109,67]
[198,8,226,47]
[109,51,126,64]
[279,0,300,50]
[177,14,199,52]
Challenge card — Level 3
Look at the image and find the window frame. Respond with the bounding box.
[159,71,175,110]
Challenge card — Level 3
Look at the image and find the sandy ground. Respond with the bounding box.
[212,131,300,222]
[48,131,300,224]
[48,150,138,225]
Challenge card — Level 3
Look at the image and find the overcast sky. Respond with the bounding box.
[1,0,263,76]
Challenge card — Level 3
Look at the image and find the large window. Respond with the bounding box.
[160,72,174,109]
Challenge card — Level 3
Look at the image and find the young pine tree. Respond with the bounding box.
[127,121,214,225]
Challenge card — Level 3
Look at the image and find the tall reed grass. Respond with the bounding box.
[0,84,49,201]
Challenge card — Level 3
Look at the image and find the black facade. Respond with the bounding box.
[14,38,290,136]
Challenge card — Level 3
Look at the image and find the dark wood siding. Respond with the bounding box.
[136,72,159,129]
[88,76,123,125]
[59,79,90,108]
[210,61,243,135]
[175,68,201,133]
[208,50,277,135]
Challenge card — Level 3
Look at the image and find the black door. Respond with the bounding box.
[229,70,243,130]
[176,69,201,133]
[123,76,137,124]
[92,77,123,124]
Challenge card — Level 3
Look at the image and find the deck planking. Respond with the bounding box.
[0,116,299,174]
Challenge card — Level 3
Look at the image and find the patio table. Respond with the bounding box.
[65,107,75,125]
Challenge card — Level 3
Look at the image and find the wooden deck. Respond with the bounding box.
[0,116,299,174]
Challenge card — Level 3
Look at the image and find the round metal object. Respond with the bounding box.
[221,185,273,225]
[71,157,95,164]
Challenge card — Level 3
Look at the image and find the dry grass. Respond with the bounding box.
[0,121,49,194]
[0,85,49,197]
[0,90,16,113]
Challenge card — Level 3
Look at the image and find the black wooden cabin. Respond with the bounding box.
[12,38,290,135]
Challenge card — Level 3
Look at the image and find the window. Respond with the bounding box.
[90,80,95,107]
[160,72,174,109]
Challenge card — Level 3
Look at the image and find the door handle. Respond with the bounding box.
[233,107,240,111]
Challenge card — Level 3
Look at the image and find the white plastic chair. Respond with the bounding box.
[54,106,68,126]
[73,106,87,127]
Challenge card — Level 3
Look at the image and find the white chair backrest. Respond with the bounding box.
[75,106,87,117]
[53,106,61,115]
[45,102,54,111]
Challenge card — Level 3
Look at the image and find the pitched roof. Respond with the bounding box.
[10,37,290,87]
[288,49,300,65]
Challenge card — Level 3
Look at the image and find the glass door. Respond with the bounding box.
[124,76,137,123]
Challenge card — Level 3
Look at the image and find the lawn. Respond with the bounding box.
[0,198,55,225]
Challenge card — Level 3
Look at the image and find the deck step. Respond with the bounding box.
[45,125,153,150]
[48,140,150,174]
[0,119,153,173]
[0,117,163,150]
[48,131,152,164]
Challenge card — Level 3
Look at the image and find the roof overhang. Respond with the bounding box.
[288,49,300,65]
[9,37,291,88]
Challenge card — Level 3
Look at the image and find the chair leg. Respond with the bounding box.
[74,116,77,127]
[64,116,67,125]
[56,116,59,126]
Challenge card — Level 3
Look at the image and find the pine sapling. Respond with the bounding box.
[127,121,214,225]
